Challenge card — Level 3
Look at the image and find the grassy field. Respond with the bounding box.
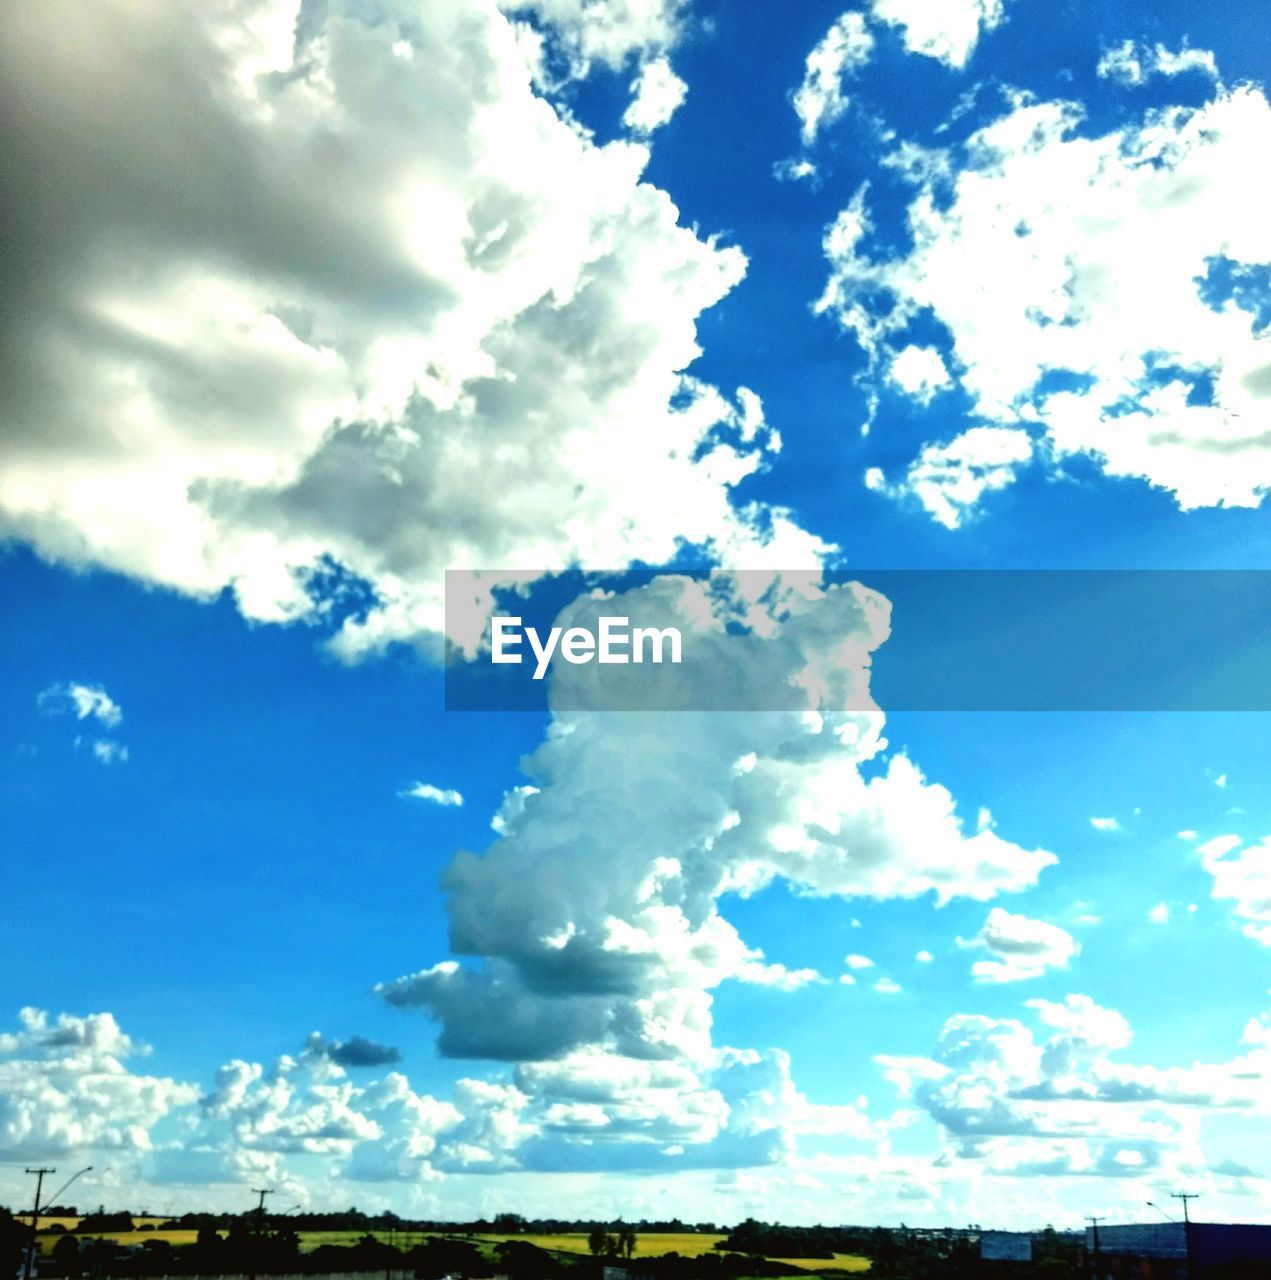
[29,1225,869,1274]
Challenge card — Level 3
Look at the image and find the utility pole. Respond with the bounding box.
[22,1168,55,1280]
[1171,1194,1198,1279]
[1086,1217,1105,1280]
[247,1189,272,1280]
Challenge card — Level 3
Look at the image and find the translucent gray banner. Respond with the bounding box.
[443,569,1271,712]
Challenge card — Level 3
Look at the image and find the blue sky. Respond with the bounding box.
[6,0,1271,1230]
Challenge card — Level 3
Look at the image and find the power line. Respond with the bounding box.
[1170,1193,1199,1224]
[20,1166,93,1280]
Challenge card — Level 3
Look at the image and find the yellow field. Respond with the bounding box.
[476,1234,869,1273]
[477,1233,728,1259]
[768,1256,871,1273]
[298,1232,440,1251]
[28,1218,172,1233]
[93,1230,200,1249]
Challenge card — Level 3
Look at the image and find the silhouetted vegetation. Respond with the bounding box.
[1,1207,30,1278]
[716,1221,1084,1280]
[1,1204,1098,1280]
[73,1214,135,1236]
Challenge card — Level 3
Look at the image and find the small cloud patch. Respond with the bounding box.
[400,782,464,807]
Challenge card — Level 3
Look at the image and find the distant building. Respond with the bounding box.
[1087,1221,1271,1280]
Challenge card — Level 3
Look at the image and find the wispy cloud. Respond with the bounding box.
[38,681,123,728]
[399,782,464,808]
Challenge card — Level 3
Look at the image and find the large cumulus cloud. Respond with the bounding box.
[0,1009,198,1159]
[0,0,819,657]
[380,574,1055,1076]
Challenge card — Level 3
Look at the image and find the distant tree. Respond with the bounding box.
[139,1238,175,1276]
[194,1224,222,1250]
[75,1212,134,1234]
[493,1214,526,1234]
[617,1225,637,1259]
[495,1240,558,1279]
[588,1226,609,1257]
[81,1237,124,1274]
[258,1228,301,1274]
[409,1236,490,1279]
[51,1232,81,1277]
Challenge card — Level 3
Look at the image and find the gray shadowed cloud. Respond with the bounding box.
[306,1033,403,1069]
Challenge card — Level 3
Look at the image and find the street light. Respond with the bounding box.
[22,1166,93,1280]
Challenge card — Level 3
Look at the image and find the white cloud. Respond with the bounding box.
[916,949,933,963]
[871,992,1271,1179]
[874,977,902,994]
[506,0,686,74]
[1148,902,1170,925]
[888,345,953,404]
[866,427,1033,527]
[1090,816,1121,832]
[1097,40,1218,88]
[821,82,1271,514]
[0,1009,197,1160]
[38,682,123,728]
[0,0,820,660]
[960,907,1078,983]
[1217,773,1230,789]
[90,739,129,766]
[869,0,1008,70]
[1198,833,1271,945]
[37,682,129,765]
[774,157,818,184]
[623,57,687,134]
[735,960,826,991]
[399,782,464,808]
[793,13,874,145]
[378,573,1054,1081]
[18,992,1271,1214]
[846,954,876,970]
